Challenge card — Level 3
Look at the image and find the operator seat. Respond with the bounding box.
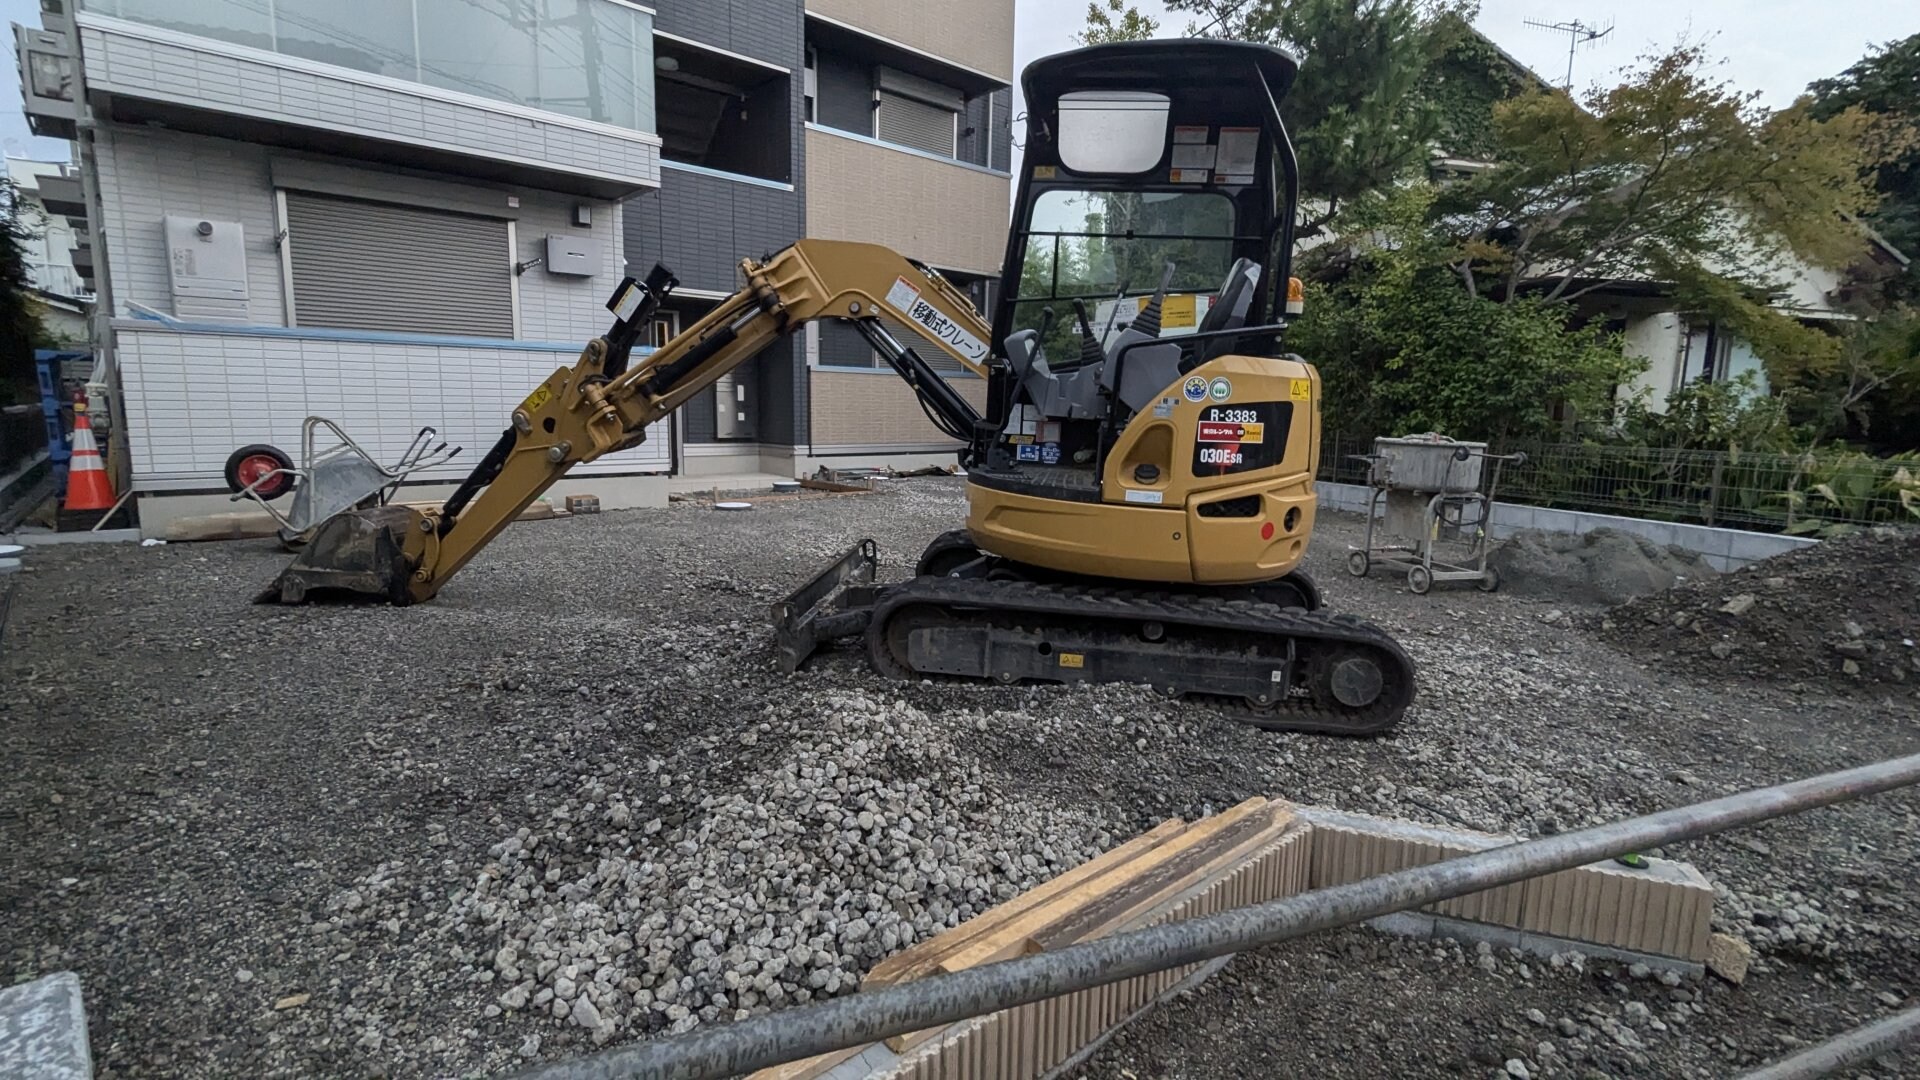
[1183,258,1262,370]
[1004,329,1104,419]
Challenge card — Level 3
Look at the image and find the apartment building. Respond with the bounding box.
[625,0,1014,479]
[13,0,1011,532]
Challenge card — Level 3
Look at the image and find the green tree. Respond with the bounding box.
[1289,184,1639,441]
[0,181,49,405]
[1431,45,1883,392]
[1076,0,1159,45]
[1806,33,1920,292]
[1162,0,1472,236]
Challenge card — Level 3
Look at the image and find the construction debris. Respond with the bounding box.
[1489,527,1718,605]
[1600,527,1920,690]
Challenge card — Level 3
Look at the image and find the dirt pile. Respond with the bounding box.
[1597,527,1920,690]
[1489,527,1719,605]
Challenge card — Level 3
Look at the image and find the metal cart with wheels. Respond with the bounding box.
[226,417,461,548]
[1345,434,1526,594]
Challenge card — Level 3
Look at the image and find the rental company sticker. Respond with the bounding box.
[1290,378,1312,401]
[1182,376,1209,403]
[1197,420,1265,444]
[1124,489,1165,505]
[1209,377,1233,401]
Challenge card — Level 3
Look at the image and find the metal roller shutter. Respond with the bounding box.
[877,91,957,158]
[285,192,514,338]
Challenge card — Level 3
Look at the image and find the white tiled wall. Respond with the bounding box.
[117,327,672,489]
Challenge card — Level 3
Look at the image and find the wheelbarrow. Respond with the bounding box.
[226,417,461,548]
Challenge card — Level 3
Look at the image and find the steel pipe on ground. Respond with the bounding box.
[1737,1007,1920,1080]
[508,752,1920,1080]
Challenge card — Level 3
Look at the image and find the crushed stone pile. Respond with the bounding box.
[1489,527,1719,605]
[402,690,1119,1046]
[1596,527,1920,690]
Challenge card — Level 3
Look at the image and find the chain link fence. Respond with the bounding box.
[1319,433,1920,536]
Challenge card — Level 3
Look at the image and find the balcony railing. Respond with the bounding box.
[81,0,656,133]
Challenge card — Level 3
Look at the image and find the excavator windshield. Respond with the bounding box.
[1011,187,1245,363]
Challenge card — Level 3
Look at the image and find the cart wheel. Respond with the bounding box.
[1406,565,1433,595]
[1346,550,1371,578]
[225,444,295,501]
[1477,567,1501,593]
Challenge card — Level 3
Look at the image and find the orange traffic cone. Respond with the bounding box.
[64,391,116,513]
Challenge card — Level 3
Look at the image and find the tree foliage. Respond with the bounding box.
[1434,46,1885,309]
[1076,0,1159,46]
[1806,32,1920,289]
[0,182,48,405]
[1289,184,1639,441]
[1162,0,1472,235]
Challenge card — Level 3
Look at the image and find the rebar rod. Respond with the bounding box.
[510,752,1920,1080]
[1737,1008,1920,1080]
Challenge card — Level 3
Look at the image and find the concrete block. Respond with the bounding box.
[0,972,92,1080]
[1520,856,1714,961]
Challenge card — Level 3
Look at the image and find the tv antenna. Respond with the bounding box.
[1524,16,1615,89]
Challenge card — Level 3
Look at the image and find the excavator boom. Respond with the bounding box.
[259,239,994,606]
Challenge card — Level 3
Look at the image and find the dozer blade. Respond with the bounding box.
[255,505,422,605]
[771,539,880,672]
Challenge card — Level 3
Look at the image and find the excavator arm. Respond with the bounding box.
[257,239,997,606]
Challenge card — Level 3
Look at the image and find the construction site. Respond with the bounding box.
[2,476,1917,1079]
[2,14,1918,1079]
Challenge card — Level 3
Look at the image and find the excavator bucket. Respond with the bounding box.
[771,539,880,671]
[255,505,421,605]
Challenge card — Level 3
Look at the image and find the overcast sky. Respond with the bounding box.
[1015,1,1917,123]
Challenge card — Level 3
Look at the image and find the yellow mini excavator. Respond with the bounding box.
[259,40,1416,734]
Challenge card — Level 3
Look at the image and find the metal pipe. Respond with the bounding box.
[1736,1008,1920,1080]
[510,753,1920,1080]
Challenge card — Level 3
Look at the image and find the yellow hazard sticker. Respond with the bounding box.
[522,384,554,413]
[1058,653,1085,669]
[1290,378,1311,401]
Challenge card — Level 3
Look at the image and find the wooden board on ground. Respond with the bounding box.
[881,799,1278,1054]
[863,819,1187,990]
[1028,806,1297,951]
[799,477,873,494]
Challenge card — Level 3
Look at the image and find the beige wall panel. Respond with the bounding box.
[805,130,1010,276]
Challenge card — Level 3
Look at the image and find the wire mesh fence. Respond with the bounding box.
[1319,433,1920,536]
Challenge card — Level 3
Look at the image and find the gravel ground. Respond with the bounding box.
[2,477,1917,1079]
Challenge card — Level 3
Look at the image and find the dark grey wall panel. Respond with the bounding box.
[651,0,799,69]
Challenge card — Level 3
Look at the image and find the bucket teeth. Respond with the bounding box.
[257,506,419,605]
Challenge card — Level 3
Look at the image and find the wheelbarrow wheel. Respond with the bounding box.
[226,444,295,501]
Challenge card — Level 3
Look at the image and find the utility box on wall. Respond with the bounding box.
[545,234,599,277]
[714,371,757,440]
[163,216,249,321]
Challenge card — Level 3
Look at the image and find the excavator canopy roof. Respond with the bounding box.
[1020,39,1300,115]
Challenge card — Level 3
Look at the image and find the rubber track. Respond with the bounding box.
[866,577,1417,736]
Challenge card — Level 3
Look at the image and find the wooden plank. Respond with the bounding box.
[742,1045,863,1080]
[881,799,1271,1055]
[799,477,874,493]
[861,819,1187,990]
[1031,809,1298,951]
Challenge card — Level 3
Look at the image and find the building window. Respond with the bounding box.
[654,37,793,183]
[283,192,514,338]
[803,48,817,124]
